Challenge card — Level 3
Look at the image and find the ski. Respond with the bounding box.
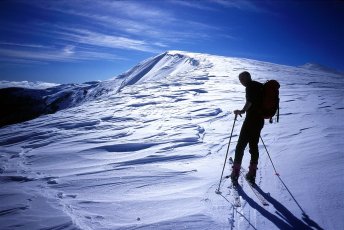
[227,158,241,207]
[244,177,269,206]
[228,157,269,206]
[228,183,241,207]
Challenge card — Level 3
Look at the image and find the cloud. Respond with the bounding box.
[170,0,264,13]
[62,45,75,56]
[211,0,265,12]
[19,1,172,51]
[0,45,121,64]
[100,1,172,20]
[31,1,175,30]
[32,0,221,44]
[169,0,217,11]
[52,27,162,53]
[0,48,67,62]
[0,42,50,49]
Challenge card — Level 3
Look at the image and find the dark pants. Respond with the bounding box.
[234,116,264,165]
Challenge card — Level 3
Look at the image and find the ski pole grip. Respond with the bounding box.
[234,113,241,119]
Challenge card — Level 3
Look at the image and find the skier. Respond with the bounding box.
[231,71,264,184]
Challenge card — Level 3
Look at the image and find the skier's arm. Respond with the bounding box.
[241,101,252,113]
[234,101,252,115]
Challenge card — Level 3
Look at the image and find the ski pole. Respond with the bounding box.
[260,136,279,176]
[260,137,308,214]
[215,114,238,194]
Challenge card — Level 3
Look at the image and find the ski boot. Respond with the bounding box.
[245,162,257,184]
[230,163,241,186]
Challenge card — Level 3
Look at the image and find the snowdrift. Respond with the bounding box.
[0,51,343,230]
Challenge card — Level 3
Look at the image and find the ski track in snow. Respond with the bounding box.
[0,51,343,229]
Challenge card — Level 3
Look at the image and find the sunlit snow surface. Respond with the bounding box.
[1,51,343,230]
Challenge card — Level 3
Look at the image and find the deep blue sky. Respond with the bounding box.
[0,0,343,84]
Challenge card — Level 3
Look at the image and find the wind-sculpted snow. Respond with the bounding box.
[0,51,343,229]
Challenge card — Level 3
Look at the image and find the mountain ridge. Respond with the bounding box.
[1,50,343,128]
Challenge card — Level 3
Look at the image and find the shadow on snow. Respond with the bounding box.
[236,184,324,230]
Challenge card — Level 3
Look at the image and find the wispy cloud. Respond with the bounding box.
[52,27,163,53]
[99,1,172,20]
[0,48,68,62]
[0,42,50,49]
[33,0,221,44]
[0,45,121,64]
[62,45,75,56]
[169,0,217,11]
[211,0,265,12]
[31,1,175,35]
[170,0,265,13]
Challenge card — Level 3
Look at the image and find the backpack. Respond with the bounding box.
[262,80,280,123]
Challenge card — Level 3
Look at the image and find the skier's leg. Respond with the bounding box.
[231,121,249,182]
[247,138,259,183]
[248,118,264,164]
[234,120,249,165]
[249,139,259,164]
[247,119,264,183]
[234,138,248,166]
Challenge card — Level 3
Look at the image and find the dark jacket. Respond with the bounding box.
[246,80,263,118]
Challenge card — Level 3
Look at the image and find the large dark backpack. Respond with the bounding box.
[262,80,280,123]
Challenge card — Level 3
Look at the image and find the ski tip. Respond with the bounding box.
[215,189,222,195]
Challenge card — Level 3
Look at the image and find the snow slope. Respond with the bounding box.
[0,51,343,230]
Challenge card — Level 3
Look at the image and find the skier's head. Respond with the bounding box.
[239,71,251,86]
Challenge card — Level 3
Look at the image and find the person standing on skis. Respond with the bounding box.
[231,71,264,184]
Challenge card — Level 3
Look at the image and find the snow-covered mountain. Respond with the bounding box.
[0,51,343,230]
[0,51,201,127]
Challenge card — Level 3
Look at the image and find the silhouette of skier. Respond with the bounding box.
[231,71,264,184]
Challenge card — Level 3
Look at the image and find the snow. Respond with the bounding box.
[0,51,343,229]
[299,63,342,75]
